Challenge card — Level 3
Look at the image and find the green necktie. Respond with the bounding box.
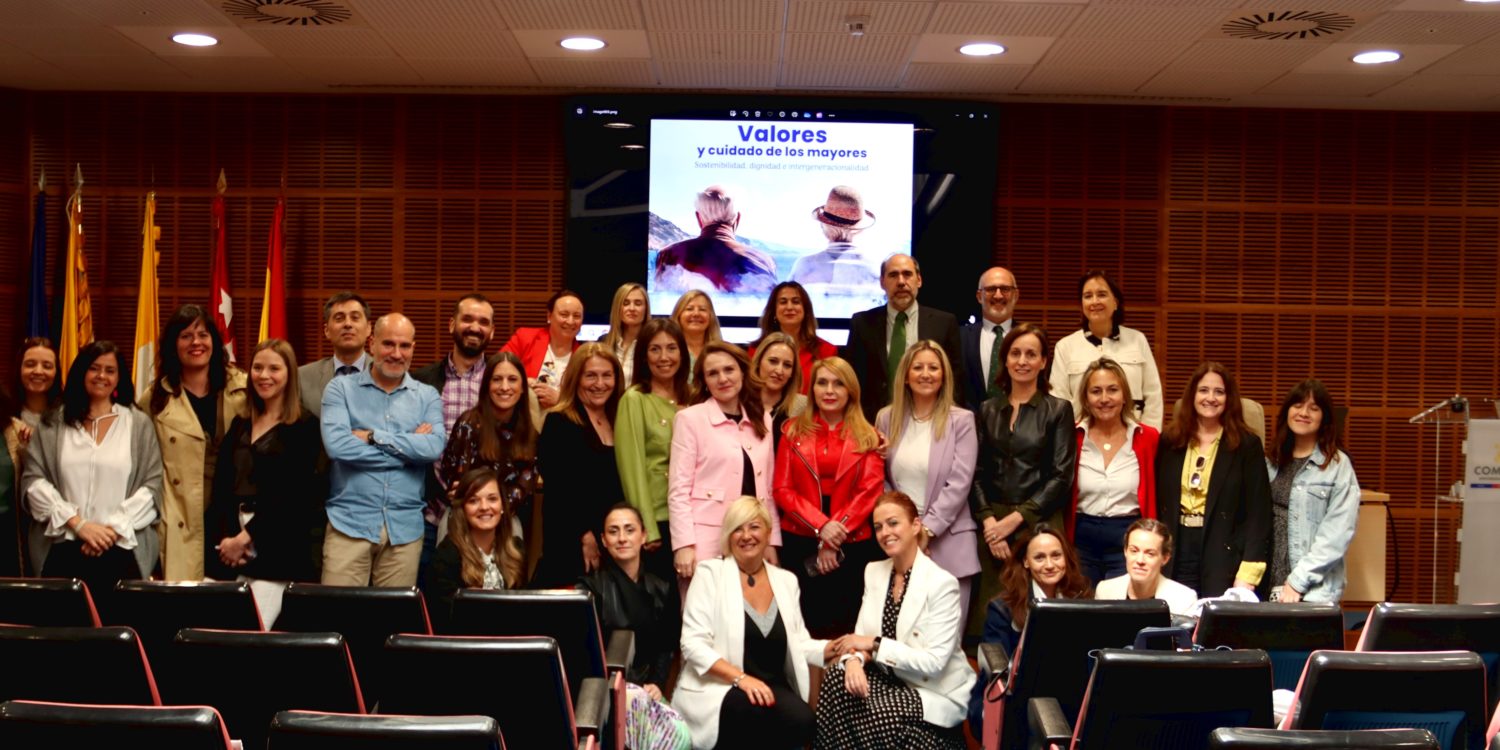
[887,310,908,389]
[987,323,1004,399]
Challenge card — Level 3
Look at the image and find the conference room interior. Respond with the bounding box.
[1,1,1499,748]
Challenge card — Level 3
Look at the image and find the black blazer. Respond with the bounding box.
[531,409,623,588]
[958,320,991,414]
[1155,431,1272,598]
[842,303,967,422]
[968,392,1077,538]
[205,415,326,582]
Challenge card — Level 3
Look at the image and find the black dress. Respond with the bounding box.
[715,598,816,750]
[204,415,326,583]
[578,560,680,687]
[531,408,623,588]
[815,568,966,750]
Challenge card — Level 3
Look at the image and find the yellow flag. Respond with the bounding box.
[133,192,161,402]
[59,180,93,381]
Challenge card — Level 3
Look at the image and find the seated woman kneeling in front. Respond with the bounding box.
[815,491,976,749]
[1093,518,1196,615]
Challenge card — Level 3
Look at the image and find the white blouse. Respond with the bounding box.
[1050,325,1164,429]
[1075,421,1142,518]
[26,405,157,549]
[890,417,934,513]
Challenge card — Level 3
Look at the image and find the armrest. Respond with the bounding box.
[1169,613,1198,630]
[978,642,1011,690]
[1028,696,1073,748]
[574,676,610,738]
[606,629,636,676]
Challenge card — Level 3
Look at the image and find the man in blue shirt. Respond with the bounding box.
[321,313,445,587]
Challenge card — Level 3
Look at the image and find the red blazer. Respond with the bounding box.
[500,327,577,380]
[1067,423,1160,539]
[773,421,885,543]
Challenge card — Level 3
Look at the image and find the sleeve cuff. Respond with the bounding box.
[1235,561,1266,587]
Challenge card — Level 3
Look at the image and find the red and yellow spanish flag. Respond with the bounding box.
[59,170,94,380]
[257,197,287,343]
[132,191,161,401]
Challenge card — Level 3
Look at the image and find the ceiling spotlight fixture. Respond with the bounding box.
[602,122,635,129]
[1351,49,1401,64]
[959,42,1006,57]
[560,36,606,51]
[620,144,645,150]
[171,32,219,47]
[1463,0,1500,4]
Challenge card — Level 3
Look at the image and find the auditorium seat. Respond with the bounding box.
[1282,650,1487,750]
[1209,727,1440,749]
[1356,603,1500,716]
[274,583,432,707]
[109,580,262,664]
[1029,648,1275,750]
[268,711,508,750]
[379,634,607,750]
[450,589,630,750]
[978,598,1171,750]
[1194,601,1344,689]
[0,577,101,626]
[0,625,159,705]
[162,628,365,749]
[0,700,232,749]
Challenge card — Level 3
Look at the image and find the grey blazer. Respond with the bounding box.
[21,406,165,578]
[298,357,338,418]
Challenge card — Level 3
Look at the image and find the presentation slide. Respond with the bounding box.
[647,118,914,320]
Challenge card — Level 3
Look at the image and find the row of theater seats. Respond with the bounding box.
[0,578,631,750]
[975,599,1500,750]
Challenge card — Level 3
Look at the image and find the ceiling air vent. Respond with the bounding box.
[222,0,353,26]
[1221,10,1354,40]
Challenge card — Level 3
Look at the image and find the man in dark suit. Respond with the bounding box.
[959,266,1020,413]
[842,253,966,421]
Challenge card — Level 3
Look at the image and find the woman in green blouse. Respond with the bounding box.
[615,318,692,585]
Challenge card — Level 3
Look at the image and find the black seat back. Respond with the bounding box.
[164,628,365,749]
[380,634,577,749]
[0,577,100,626]
[1004,599,1172,749]
[451,589,606,700]
[0,700,230,749]
[1209,727,1440,749]
[1289,650,1487,750]
[1360,603,1500,715]
[275,584,432,706]
[268,710,505,750]
[0,625,158,705]
[1073,648,1275,750]
[1195,601,1344,689]
[109,580,262,664]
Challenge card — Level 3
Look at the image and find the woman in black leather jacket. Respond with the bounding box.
[579,503,680,694]
[968,322,1078,629]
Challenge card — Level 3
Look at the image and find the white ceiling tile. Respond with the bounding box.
[641,0,783,32]
[162,55,316,89]
[900,62,1032,91]
[1343,11,1500,44]
[1017,65,1159,92]
[112,25,272,57]
[1282,0,1404,11]
[787,2,935,33]
[911,34,1056,64]
[1138,66,1285,94]
[403,57,540,85]
[281,55,421,84]
[1097,0,1242,7]
[649,32,777,61]
[1294,41,1461,72]
[785,33,916,63]
[511,29,651,58]
[0,0,102,27]
[926,3,1084,36]
[1372,73,1500,106]
[496,0,644,30]
[1041,38,1191,68]
[529,58,657,85]
[658,60,778,87]
[0,54,72,90]
[782,61,906,88]
[381,29,524,59]
[63,0,229,27]
[243,26,395,57]
[1168,39,1329,70]
[45,53,193,86]
[348,0,506,30]
[0,25,146,56]
[1392,0,1500,11]
[1256,70,1406,95]
[1065,5,1228,40]
[1426,43,1500,75]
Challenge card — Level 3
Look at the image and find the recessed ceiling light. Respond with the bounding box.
[959,42,1006,57]
[620,144,645,151]
[560,36,606,51]
[1351,49,1401,64]
[602,122,634,129]
[1463,0,1500,4]
[172,33,219,47]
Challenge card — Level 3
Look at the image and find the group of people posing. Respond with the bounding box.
[0,255,1362,749]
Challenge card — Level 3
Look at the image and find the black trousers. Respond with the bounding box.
[717,681,814,750]
[41,540,140,617]
[643,521,675,587]
[782,533,881,639]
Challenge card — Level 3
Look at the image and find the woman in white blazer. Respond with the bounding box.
[814,491,976,749]
[674,496,828,750]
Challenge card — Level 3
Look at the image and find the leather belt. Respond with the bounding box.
[1180,513,1204,528]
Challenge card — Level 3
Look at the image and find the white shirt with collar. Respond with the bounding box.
[884,300,921,357]
[979,318,1011,389]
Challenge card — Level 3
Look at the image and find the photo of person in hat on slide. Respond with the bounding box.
[790,185,882,289]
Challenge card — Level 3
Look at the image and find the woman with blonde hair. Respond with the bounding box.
[671,290,723,376]
[750,332,807,450]
[427,467,526,631]
[600,282,649,385]
[876,341,981,616]
[774,356,885,637]
[533,342,625,587]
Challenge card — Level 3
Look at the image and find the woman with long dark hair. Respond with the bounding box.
[616,318,690,585]
[145,304,247,581]
[438,351,540,544]
[753,282,836,395]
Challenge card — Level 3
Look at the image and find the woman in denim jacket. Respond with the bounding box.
[1265,379,1360,603]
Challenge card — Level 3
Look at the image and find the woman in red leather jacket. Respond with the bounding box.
[773,355,884,639]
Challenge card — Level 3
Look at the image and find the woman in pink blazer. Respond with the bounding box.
[875,341,982,617]
[669,342,781,587]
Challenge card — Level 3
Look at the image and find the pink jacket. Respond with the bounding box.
[668,401,781,560]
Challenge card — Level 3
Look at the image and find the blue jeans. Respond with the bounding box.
[1075,514,1137,585]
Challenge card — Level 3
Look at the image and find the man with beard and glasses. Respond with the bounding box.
[413,293,496,578]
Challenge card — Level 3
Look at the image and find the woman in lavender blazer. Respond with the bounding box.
[875,341,981,615]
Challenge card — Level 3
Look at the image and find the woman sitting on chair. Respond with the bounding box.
[425,467,525,632]
[1093,518,1196,615]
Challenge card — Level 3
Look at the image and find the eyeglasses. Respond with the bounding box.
[1189,455,1206,490]
[980,285,1018,296]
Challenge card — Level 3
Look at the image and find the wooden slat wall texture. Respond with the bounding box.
[2,93,1495,604]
